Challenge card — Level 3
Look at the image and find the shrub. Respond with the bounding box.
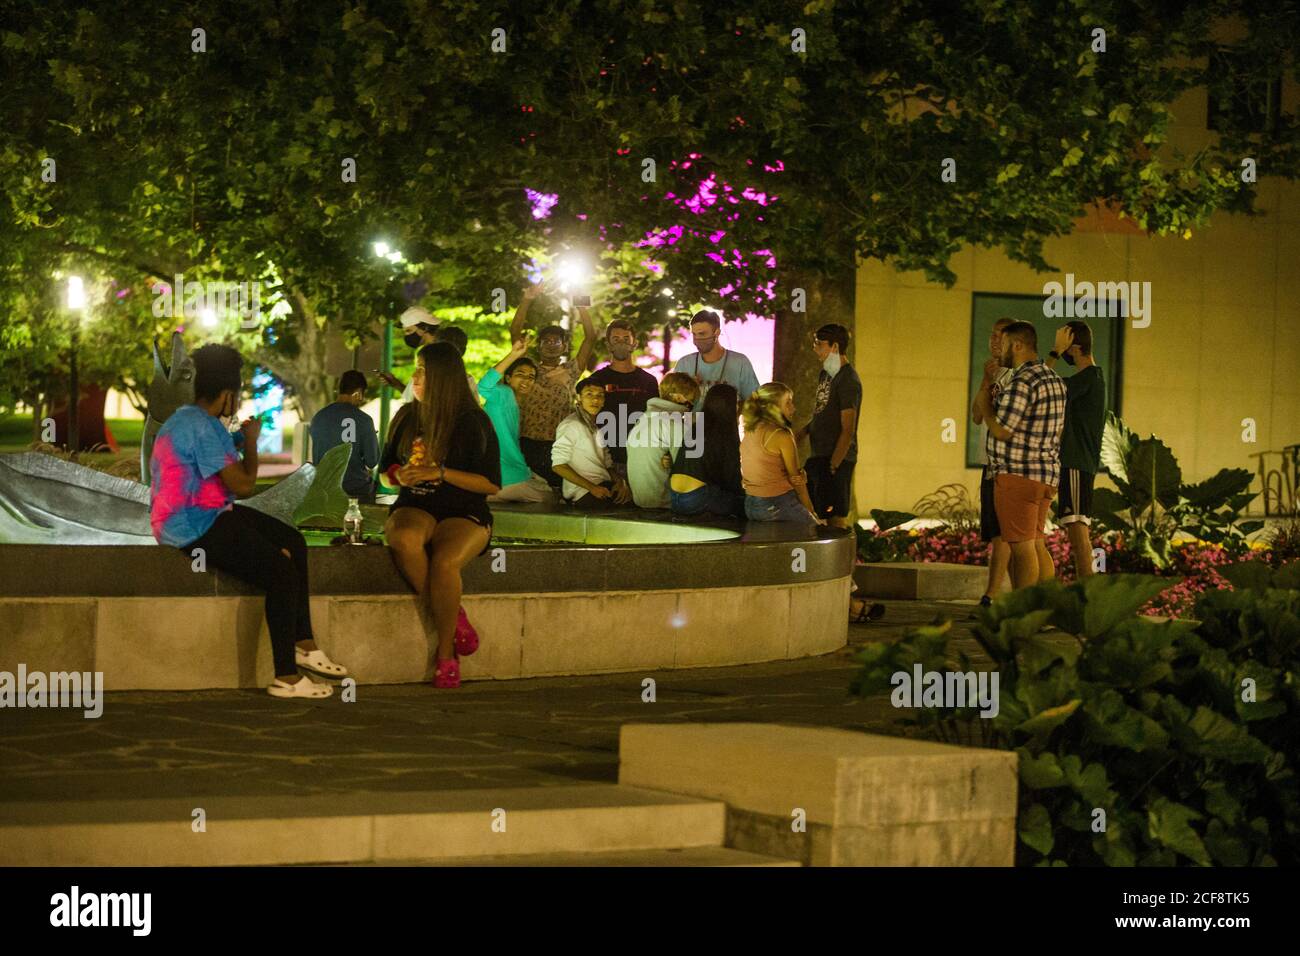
[850,571,1300,865]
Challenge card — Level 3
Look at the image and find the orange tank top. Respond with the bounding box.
[741,424,794,497]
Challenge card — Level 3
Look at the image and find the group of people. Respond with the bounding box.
[162,281,1119,699]
[972,318,1107,606]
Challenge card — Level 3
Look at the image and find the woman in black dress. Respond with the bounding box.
[382,342,501,688]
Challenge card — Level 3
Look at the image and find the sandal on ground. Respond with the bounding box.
[267,676,333,699]
[454,606,479,657]
[295,646,349,679]
[434,657,461,689]
[849,596,886,624]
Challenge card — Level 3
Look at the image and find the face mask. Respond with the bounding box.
[609,342,633,360]
[403,331,423,349]
[822,352,842,376]
[1063,351,1077,367]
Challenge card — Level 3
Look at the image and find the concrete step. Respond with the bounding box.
[0,785,726,867]
[855,561,987,600]
[360,846,800,867]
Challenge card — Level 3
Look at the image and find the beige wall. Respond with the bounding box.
[852,86,1300,513]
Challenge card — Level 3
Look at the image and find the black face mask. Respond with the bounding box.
[1063,352,1077,366]
[403,331,423,349]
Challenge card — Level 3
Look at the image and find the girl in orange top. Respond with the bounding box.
[740,383,822,526]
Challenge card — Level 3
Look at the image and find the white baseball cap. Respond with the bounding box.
[399,306,436,329]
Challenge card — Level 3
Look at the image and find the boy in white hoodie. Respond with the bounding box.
[626,372,700,509]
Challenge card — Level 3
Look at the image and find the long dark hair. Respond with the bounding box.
[405,342,475,462]
[699,383,742,491]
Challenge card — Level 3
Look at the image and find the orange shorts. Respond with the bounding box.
[993,473,1056,544]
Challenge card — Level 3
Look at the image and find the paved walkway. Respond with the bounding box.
[0,600,990,805]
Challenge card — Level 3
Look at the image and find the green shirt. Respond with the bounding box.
[1059,364,1106,473]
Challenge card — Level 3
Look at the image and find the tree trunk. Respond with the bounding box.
[253,290,333,422]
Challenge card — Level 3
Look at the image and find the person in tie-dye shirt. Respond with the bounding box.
[149,344,349,700]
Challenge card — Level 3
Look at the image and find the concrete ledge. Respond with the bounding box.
[854,561,986,600]
[618,723,1018,866]
[0,785,726,866]
[0,578,849,689]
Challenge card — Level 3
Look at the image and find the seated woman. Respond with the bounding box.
[740,383,822,527]
[670,383,744,518]
[552,379,633,509]
[149,344,348,699]
[478,333,553,503]
[382,342,502,689]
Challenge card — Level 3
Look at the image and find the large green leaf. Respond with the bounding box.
[1081,574,1171,638]
[869,508,916,532]
[1017,698,1082,738]
[292,442,351,527]
[1018,802,1055,857]
[1126,437,1182,511]
[1099,411,1138,482]
[1147,798,1211,866]
[1219,560,1274,592]
[1180,468,1254,508]
[1182,706,1272,764]
[1090,486,1132,532]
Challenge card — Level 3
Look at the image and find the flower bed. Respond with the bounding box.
[858,525,1279,619]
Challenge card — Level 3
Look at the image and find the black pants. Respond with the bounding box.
[520,437,561,488]
[186,505,313,677]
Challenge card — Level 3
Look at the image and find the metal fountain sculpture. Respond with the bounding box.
[0,332,350,545]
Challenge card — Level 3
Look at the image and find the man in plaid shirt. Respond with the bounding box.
[973,321,1066,589]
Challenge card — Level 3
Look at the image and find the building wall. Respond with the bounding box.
[851,86,1300,514]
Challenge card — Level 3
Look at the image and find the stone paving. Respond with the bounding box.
[0,600,992,805]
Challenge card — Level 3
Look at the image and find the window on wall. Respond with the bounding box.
[966,293,1124,470]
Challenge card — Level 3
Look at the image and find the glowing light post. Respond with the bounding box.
[65,276,86,453]
[373,241,403,439]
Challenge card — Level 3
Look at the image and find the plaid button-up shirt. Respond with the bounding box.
[985,359,1067,487]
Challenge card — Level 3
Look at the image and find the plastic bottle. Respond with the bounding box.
[344,498,363,544]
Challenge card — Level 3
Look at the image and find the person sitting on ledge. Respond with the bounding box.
[552,379,632,509]
[148,343,348,700]
[626,371,699,509]
[740,383,823,528]
[381,342,501,689]
[479,333,553,504]
[669,383,744,519]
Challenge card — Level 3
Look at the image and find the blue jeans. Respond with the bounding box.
[745,490,815,525]
[671,484,743,518]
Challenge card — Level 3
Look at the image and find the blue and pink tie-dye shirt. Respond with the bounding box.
[149,404,240,547]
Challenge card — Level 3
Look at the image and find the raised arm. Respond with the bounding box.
[493,333,532,376]
[574,304,597,372]
[510,280,546,340]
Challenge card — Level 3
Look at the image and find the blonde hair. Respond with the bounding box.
[659,371,700,407]
[742,382,793,432]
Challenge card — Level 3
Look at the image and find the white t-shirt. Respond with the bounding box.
[552,413,613,501]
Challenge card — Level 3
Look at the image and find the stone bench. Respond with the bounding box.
[618,722,1018,866]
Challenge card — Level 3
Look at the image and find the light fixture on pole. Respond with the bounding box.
[66,276,86,453]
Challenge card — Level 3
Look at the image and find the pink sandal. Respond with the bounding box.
[434,656,460,689]
[454,606,479,657]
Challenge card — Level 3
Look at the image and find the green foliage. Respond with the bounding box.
[850,573,1300,865]
[1094,412,1261,566]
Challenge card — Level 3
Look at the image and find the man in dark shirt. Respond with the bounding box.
[798,323,862,530]
[582,319,660,470]
[1046,321,1107,579]
[310,370,380,501]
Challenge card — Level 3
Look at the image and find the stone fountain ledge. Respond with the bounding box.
[1,504,854,689]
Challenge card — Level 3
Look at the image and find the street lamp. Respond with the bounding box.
[66,276,85,453]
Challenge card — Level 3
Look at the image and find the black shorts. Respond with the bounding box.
[390,492,494,555]
[1057,468,1095,526]
[806,456,853,518]
[980,470,1001,542]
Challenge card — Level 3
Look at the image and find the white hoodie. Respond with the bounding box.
[626,397,691,508]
